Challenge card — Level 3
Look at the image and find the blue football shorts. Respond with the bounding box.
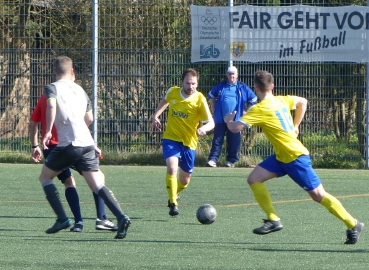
[259,154,321,191]
[162,139,196,174]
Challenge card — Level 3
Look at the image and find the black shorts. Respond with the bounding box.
[43,144,72,183]
[45,144,99,174]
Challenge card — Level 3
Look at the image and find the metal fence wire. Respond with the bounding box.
[0,0,367,168]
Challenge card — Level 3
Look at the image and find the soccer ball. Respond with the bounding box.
[196,204,217,224]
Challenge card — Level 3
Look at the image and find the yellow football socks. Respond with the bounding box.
[250,182,279,221]
[320,192,356,229]
[166,173,178,205]
[177,180,188,194]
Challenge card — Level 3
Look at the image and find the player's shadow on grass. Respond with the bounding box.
[0,216,142,221]
[191,175,240,178]
[80,217,143,221]
[0,216,143,221]
[24,237,258,245]
[0,215,55,219]
[143,218,207,225]
[0,228,32,232]
[182,222,208,226]
[248,247,369,253]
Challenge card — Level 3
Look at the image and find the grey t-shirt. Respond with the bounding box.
[44,79,94,147]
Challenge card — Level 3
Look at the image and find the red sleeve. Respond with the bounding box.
[30,95,59,144]
[30,95,47,123]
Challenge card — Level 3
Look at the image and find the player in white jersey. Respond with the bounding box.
[39,56,130,239]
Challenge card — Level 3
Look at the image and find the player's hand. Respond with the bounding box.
[223,111,237,123]
[197,127,207,136]
[294,126,299,137]
[42,132,52,150]
[152,117,162,131]
[32,146,42,163]
[94,145,102,157]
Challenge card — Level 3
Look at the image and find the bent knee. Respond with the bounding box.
[309,193,324,203]
[247,175,259,185]
[167,168,177,175]
[179,176,191,185]
[64,177,76,188]
[307,184,325,202]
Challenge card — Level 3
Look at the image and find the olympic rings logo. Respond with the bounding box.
[201,16,217,25]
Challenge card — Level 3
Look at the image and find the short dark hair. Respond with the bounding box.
[53,56,73,76]
[181,68,200,81]
[254,70,274,91]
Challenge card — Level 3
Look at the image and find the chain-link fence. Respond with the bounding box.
[0,0,367,168]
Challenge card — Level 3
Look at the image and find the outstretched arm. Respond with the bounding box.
[293,97,307,136]
[152,98,169,131]
[43,98,57,149]
[224,111,246,133]
[197,118,215,136]
[29,120,42,162]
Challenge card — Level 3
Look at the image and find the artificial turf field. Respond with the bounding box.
[0,163,368,269]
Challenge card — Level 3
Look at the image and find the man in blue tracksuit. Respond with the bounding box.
[207,66,257,168]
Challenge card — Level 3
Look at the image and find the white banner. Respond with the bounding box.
[191,5,369,63]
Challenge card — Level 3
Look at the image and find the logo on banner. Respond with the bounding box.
[201,16,217,25]
[200,44,220,59]
[229,43,245,58]
[201,9,217,25]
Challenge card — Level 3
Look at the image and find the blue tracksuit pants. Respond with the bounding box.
[208,122,240,163]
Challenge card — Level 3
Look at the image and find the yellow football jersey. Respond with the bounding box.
[240,95,309,163]
[163,86,212,150]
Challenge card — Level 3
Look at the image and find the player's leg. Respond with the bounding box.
[93,170,117,231]
[177,169,190,195]
[76,145,130,239]
[177,146,195,196]
[59,170,83,233]
[43,145,76,228]
[92,170,107,221]
[94,192,118,231]
[165,156,180,216]
[248,155,283,234]
[309,184,356,227]
[286,155,354,223]
[225,127,241,167]
[166,156,179,205]
[41,145,80,233]
[162,139,181,216]
[287,155,363,244]
[207,123,226,166]
[82,170,130,239]
[314,187,364,244]
[248,166,279,221]
[39,164,72,233]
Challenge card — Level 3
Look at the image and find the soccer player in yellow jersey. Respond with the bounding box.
[152,68,214,216]
[224,70,363,244]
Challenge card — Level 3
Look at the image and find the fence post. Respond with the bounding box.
[229,0,233,68]
[365,1,369,169]
[92,0,99,143]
